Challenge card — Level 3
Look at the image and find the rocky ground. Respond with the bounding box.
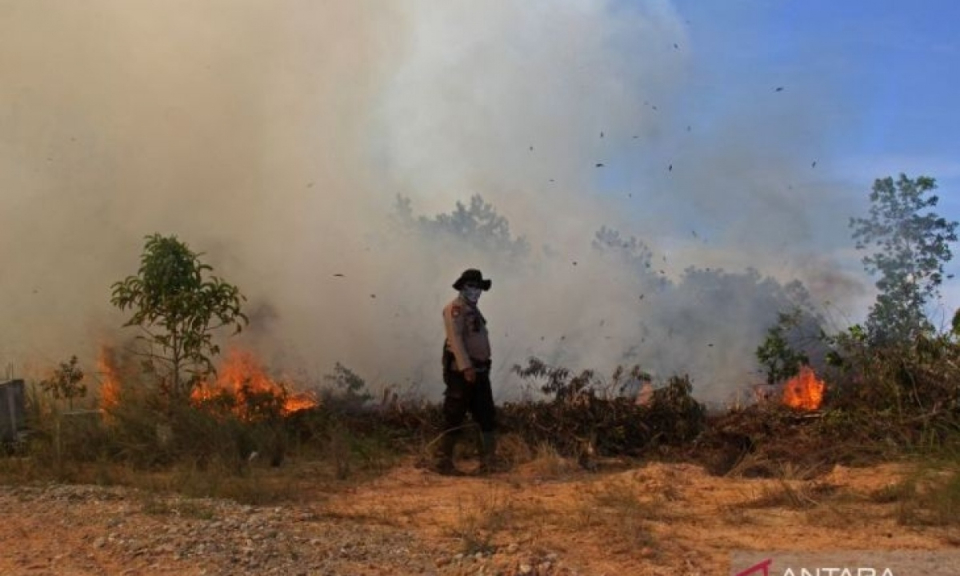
[0,457,956,576]
[0,483,443,576]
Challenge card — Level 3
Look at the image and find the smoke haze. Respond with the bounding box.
[0,1,869,403]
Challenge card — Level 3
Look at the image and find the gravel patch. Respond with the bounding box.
[0,484,577,576]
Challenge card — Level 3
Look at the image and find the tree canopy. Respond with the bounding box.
[111,234,248,401]
[850,174,958,344]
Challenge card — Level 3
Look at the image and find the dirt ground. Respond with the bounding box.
[0,456,956,576]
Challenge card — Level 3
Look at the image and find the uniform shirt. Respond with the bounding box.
[442,295,491,371]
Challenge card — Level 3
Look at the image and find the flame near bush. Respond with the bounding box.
[191,348,318,420]
[99,345,317,420]
[781,366,825,411]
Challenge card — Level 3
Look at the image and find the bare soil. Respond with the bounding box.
[0,457,955,576]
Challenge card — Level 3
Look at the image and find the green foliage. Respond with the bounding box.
[513,357,597,402]
[101,383,287,472]
[322,362,373,411]
[850,174,958,344]
[648,375,705,441]
[506,358,704,455]
[821,324,867,369]
[822,326,960,431]
[110,234,248,402]
[39,355,87,410]
[512,356,650,402]
[756,309,811,384]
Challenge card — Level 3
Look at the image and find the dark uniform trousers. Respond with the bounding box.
[442,353,496,435]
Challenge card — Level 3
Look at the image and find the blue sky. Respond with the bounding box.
[663,1,959,186]
[634,0,960,319]
[671,1,959,160]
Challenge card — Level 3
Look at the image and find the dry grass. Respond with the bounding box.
[893,461,960,526]
[448,488,519,555]
[718,503,758,525]
[525,442,577,478]
[496,432,534,468]
[101,460,306,505]
[731,453,960,529]
[733,455,841,511]
[867,481,912,504]
[573,479,661,556]
[745,479,821,510]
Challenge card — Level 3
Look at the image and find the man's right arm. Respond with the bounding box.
[443,303,473,376]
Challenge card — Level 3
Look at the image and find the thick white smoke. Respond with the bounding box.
[0,1,868,403]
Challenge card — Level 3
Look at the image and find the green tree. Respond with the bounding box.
[850,174,958,344]
[755,308,811,384]
[40,355,86,410]
[111,234,248,401]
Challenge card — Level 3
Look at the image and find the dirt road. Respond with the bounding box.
[0,459,954,575]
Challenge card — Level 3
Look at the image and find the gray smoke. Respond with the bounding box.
[0,1,868,403]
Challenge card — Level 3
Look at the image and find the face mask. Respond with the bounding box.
[461,286,482,304]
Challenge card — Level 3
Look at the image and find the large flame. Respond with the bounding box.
[192,348,318,418]
[98,345,317,418]
[781,365,825,411]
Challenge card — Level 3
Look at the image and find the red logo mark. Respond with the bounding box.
[735,558,772,576]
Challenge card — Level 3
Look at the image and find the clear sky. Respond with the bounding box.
[668,1,959,155]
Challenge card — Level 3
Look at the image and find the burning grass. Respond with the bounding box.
[191,348,318,418]
[4,340,960,523]
[6,339,960,576]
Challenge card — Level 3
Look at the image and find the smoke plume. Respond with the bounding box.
[0,1,868,403]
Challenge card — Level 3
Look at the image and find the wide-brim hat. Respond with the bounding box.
[452,268,492,291]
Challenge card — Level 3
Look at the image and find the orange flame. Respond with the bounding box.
[97,345,317,418]
[191,348,317,418]
[782,365,825,411]
[97,346,122,411]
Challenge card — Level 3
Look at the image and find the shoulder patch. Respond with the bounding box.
[450,304,462,318]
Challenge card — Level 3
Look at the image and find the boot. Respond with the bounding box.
[476,431,501,475]
[434,431,461,476]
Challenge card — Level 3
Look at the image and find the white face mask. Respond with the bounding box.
[461,287,483,304]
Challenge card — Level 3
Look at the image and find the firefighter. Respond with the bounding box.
[436,268,498,475]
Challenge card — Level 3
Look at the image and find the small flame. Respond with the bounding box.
[782,365,825,411]
[192,348,317,418]
[97,346,122,411]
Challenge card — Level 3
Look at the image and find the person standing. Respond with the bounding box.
[436,268,498,475]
